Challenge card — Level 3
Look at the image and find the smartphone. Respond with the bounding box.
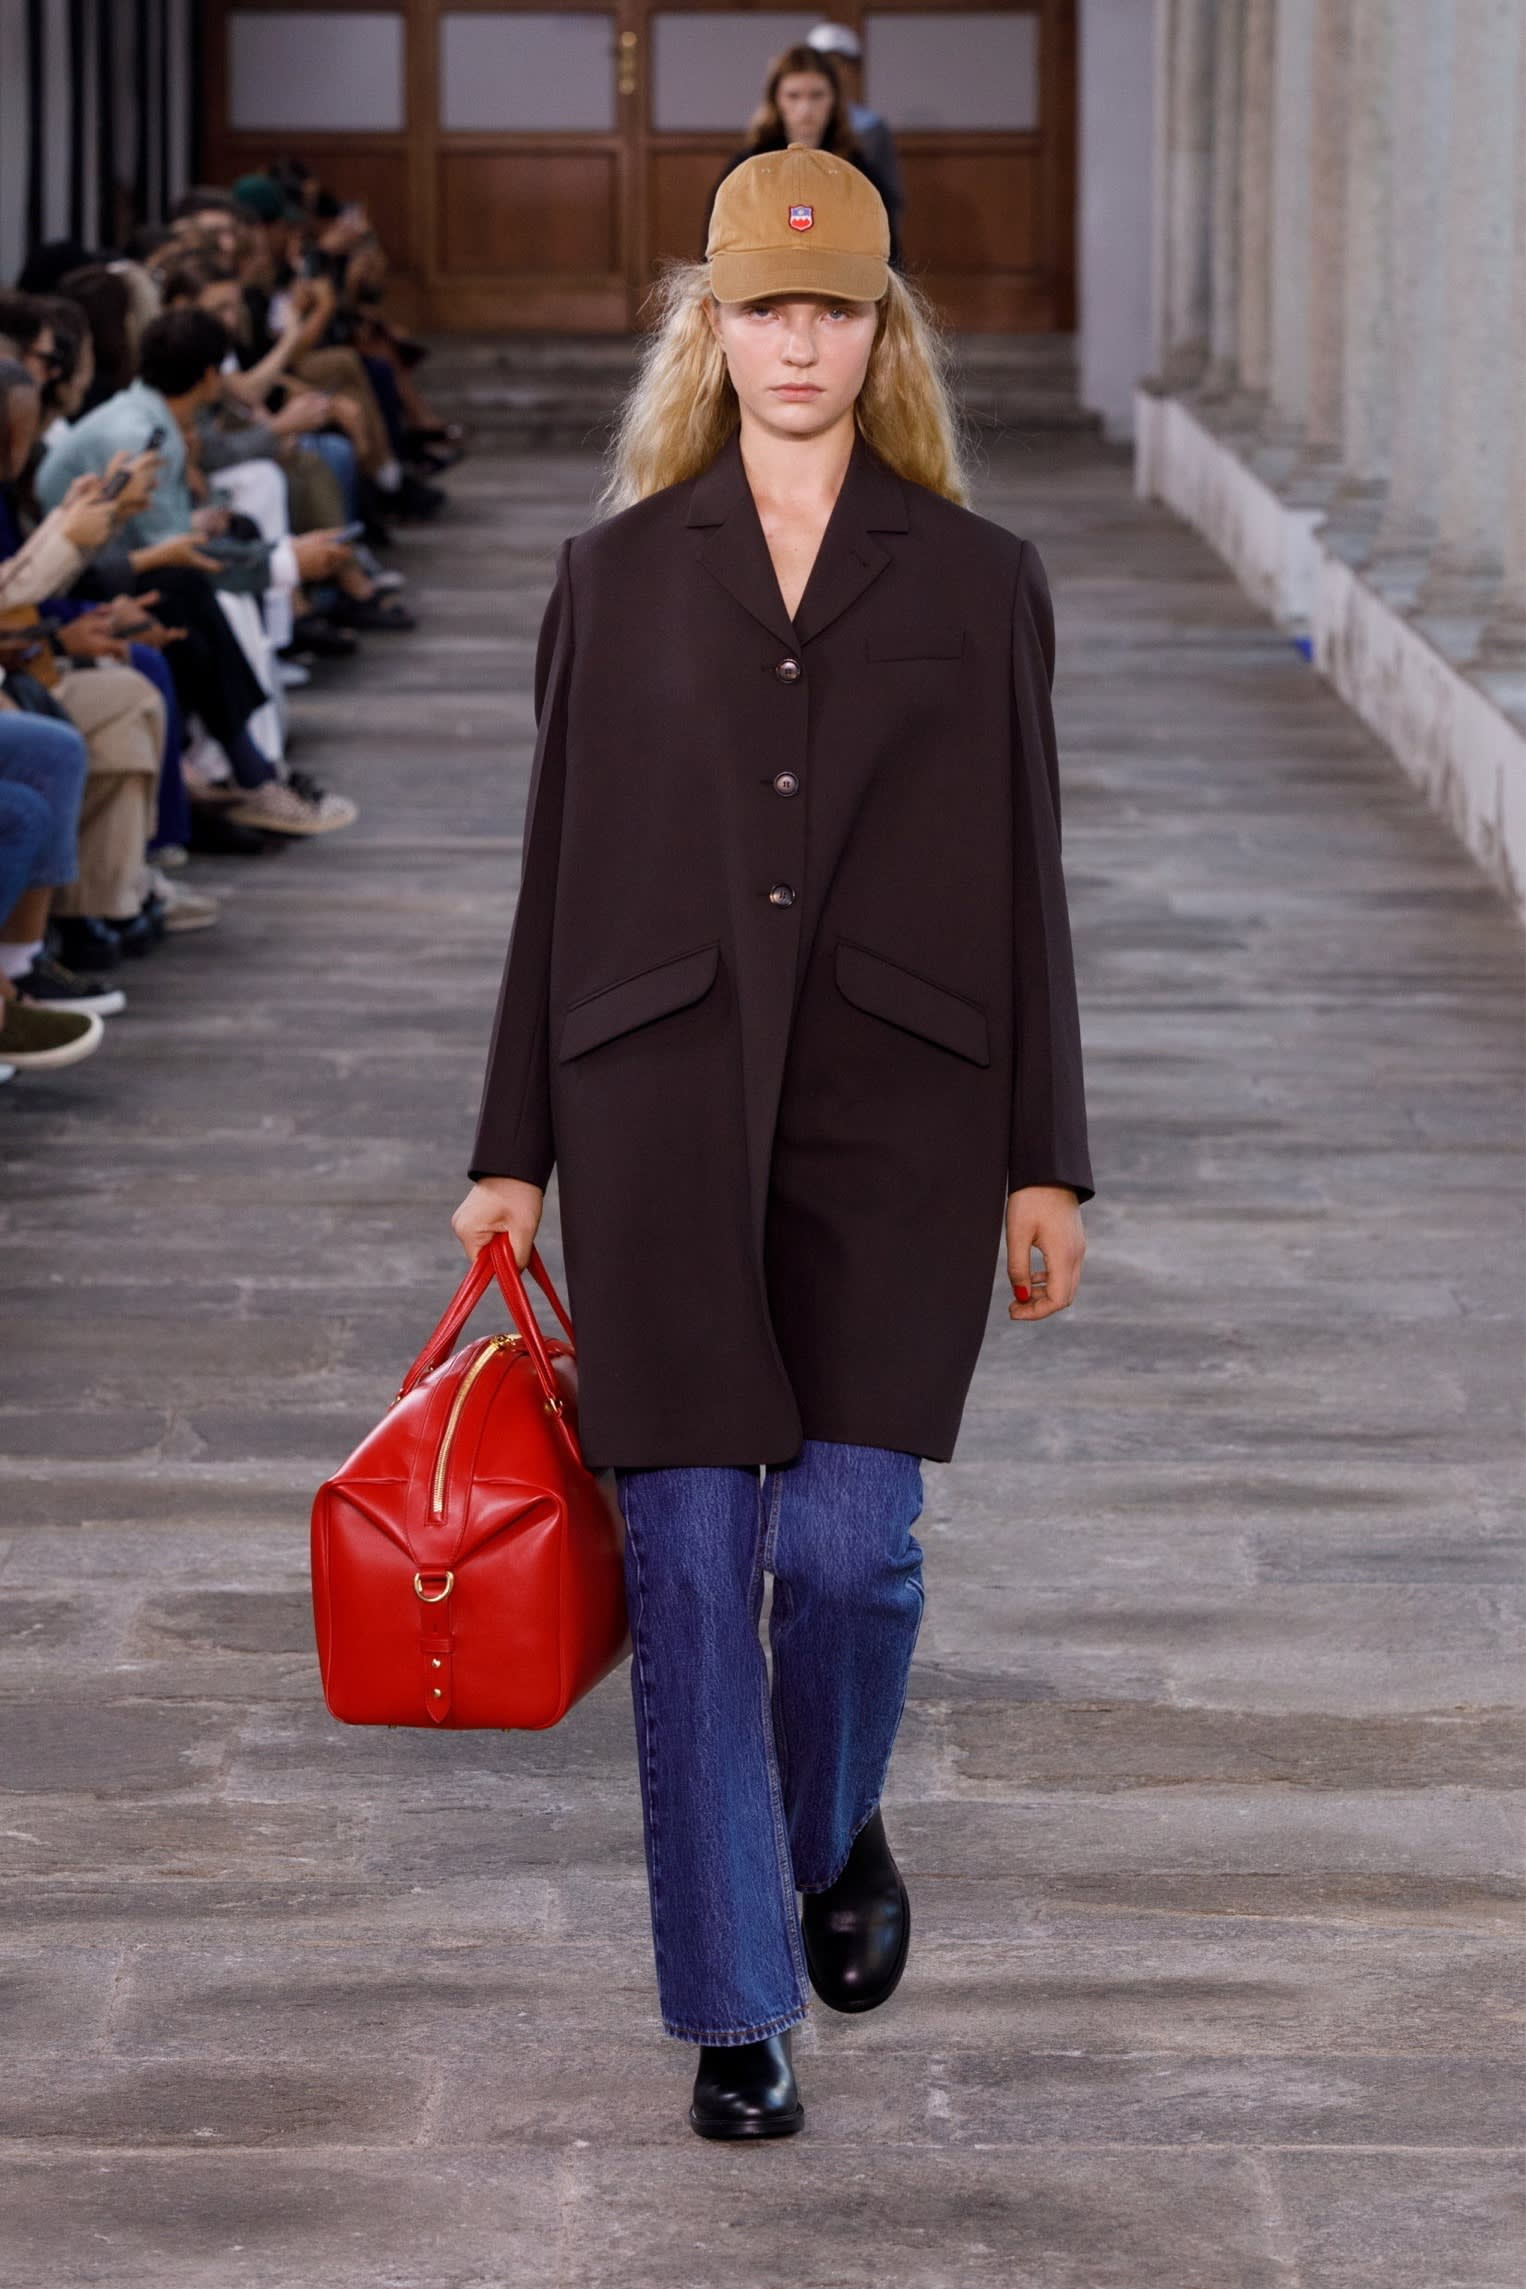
[333,520,366,544]
[101,424,167,502]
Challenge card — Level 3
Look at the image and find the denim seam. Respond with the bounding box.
[762,1464,796,1819]
[623,1487,672,2014]
[752,1466,813,2011]
[662,1999,810,2045]
[796,1476,927,1895]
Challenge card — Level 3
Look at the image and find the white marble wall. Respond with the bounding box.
[1137,0,1526,903]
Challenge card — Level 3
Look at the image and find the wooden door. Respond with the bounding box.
[201,2,1074,333]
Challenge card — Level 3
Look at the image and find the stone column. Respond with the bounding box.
[1367,0,1453,601]
[1159,0,1218,387]
[1319,0,1396,561]
[1235,0,1277,406]
[1203,0,1245,396]
[1476,26,1526,706]
[1302,0,1353,468]
[1258,0,1316,473]
[1414,0,1523,659]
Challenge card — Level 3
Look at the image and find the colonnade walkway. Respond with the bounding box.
[1,425,1521,2288]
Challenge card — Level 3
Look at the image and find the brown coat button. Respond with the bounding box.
[774,657,802,682]
[772,770,800,796]
[767,882,796,907]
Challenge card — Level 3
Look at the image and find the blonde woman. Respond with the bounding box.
[454,145,1092,2141]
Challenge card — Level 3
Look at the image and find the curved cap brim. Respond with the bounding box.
[708,246,889,303]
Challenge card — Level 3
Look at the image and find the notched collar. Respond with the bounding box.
[684,423,909,651]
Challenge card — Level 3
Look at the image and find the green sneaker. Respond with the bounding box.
[0,1001,104,1068]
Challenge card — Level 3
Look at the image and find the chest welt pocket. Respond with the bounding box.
[835,940,990,1066]
[863,621,966,661]
[558,942,719,1062]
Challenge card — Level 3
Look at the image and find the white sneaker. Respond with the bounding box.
[144,865,221,932]
[225,778,359,836]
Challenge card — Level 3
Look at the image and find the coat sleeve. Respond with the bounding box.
[1007,538,1095,1206]
[466,536,576,1186]
[0,511,85,610]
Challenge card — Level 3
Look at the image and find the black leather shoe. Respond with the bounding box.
[105,899,166,957]
[688,2031,803,2141]
[800,1808,910,2013]
[48,915,122,972]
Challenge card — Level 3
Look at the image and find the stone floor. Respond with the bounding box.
[1,428,1522,2289]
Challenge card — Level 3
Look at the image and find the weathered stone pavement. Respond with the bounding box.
[1,426,1521,2288]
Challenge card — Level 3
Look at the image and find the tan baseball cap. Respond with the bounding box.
[706,143,890,303]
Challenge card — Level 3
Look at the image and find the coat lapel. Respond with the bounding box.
[685,424,909,650]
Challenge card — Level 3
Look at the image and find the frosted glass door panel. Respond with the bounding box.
[227,10,405,131]
[651,14,823,132]
[864,12,1039,130]
[440,13,616,133]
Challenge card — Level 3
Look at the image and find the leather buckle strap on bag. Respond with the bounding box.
[309,1238,630,1733]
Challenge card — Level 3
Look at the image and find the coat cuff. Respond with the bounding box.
[1008,1171,1094,1206]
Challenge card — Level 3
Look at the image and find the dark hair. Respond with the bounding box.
[0,357,42,484]
[30,295,88,410]
[56,265,136,406]
[170,186,238,221]
[138,306,230,397]
[33,295,87,367]
[0,291,48,353]
[155,250,237,307]
[125,221,177,265]
[15,239,95,295]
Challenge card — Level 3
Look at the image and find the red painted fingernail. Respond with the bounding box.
[1014,1285,1030,1300]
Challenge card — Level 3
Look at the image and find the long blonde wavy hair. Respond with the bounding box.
[594,258,976,517]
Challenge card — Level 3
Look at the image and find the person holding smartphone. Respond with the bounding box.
[451,147,1092,2141]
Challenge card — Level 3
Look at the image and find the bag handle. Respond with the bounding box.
[397,1237,575,1407]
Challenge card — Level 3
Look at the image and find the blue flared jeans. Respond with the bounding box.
[613,1438,926,2045]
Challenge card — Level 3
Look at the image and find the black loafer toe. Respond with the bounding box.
[689,2031,804,2140]
[800,1808,910,2014]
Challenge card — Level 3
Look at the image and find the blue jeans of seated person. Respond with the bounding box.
[613,1439,926,2045]
[300,432,359,521]
[0,711,88,903]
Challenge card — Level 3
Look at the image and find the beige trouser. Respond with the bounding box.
[282,439,346,530]
[49,662,166,920]
[295,347,391,475]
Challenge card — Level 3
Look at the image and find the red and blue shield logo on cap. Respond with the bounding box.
[788,204,814,231]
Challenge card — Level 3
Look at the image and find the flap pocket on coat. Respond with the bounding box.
[834,939,991,1066]
[558,942,720,1062]
[863,621,966,661]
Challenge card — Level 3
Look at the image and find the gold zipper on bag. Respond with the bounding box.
[430,1333,520,1517]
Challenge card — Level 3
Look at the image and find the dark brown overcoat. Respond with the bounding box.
[467,422,1093,1470]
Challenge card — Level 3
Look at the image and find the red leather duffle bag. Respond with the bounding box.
[310,1235,630,1729]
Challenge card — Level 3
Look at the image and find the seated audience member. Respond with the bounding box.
[30,295,93,444]
[151,252,412,637]
[234,177,448,523]
[0,358,169,975]
[34,310,357,836]
[54,266,141,410]
[2,155,452,1084]
[0,760,104,1079]
[0,291,65,399]
[0,706,109,1077]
